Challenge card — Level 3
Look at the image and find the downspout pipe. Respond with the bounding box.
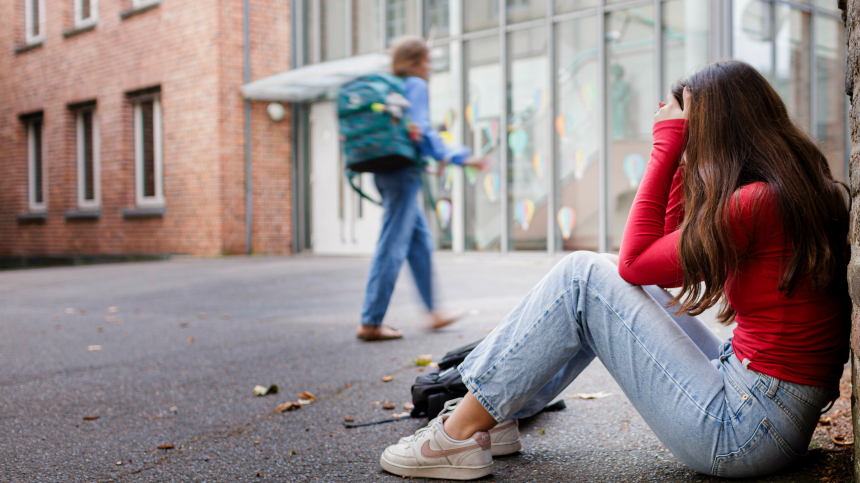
[243,0,253,254]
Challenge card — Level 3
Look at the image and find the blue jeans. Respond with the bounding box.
[361,166,434,326]
[458,251,838,478]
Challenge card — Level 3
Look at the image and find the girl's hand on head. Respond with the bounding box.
[654,86,690,124]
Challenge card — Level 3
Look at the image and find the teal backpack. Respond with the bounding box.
[338,73,422,203]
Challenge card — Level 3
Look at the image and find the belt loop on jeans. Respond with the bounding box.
[765,375,779,398]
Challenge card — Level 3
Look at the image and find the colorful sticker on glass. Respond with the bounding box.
[442,164,455,191]
[580,82,597,110]
[464,166,478,185]
[508,130,528,156]
[555,114,573,139]
[444,109,456,132]
[531,152,545,181]
[533,88,549,113]
[465,103,478,127]
[623,153,646,188]
[557,207,576,241]
[515,199,535,230]
[436,199,452,229]
[483,172,500,202]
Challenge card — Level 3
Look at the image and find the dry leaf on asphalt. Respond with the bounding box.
[538,429,546,435]
[187,337,195,343]
[82,415,100,421]
[179,322,189,328]
[198,313,207,319]
[343,417,354,422]
[403,402,414,410]
[381,375,394,382]
[297,391,314,405]
[253,385,279,397]
[65,308,75,314]
[568,391,613,399]
[222,314,230,319]
[108,307,118,313]
[414,355,432,367]
[276,402,301,413]
[819,416,832,425]
[87,345,102,351]
[831,434,854,446]
[382,401,395,410]
[393,412,410,418]
[157,444,175,450]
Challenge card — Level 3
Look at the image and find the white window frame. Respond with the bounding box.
[133,95,164,208]
[76,108,101,210]
[27,118,47,213]
[74,0,98,29]
[24,0,46,45]
[132,0,161,10]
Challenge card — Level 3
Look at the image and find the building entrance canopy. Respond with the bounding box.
[240,53,390,102]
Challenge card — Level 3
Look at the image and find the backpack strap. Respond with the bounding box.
[346,170,382,206]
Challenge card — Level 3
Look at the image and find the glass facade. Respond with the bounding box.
[297,0,847,253]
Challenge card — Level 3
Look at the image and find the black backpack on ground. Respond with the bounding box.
[410,338,483,418]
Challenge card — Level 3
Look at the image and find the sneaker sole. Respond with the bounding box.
[380,455,493,480]
[491,439,522,456]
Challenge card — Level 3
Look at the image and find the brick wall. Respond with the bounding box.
[0,0,293,256]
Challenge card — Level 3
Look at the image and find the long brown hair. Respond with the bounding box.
[391,36,429,77]
[671,60,849,324]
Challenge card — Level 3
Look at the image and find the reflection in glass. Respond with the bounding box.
[426,45,460,249]
[733,0,774,81]
[815,16,847,181]
[464,0,499,33]
[663,0,711,87]
[506,0,546,24]
[554,0,598,14]
[508,28,549,251]
[322,0,348,61]
[607,6,654,250]
[464,37,503,251]
[555,17,599,251]
[387,0,420,41]
[775,6,811,130]
[354,0,384,55]
[425,0,450,38]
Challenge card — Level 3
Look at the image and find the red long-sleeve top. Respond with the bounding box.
[619,119,849,389]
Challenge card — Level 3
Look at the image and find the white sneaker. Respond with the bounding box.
[380,417,493,480]
[401,397,522,456]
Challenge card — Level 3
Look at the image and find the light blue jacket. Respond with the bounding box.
[403,77,472,165]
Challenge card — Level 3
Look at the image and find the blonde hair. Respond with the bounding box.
[391,36,429,77]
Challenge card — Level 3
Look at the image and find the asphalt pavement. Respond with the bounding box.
[0,254,851,482]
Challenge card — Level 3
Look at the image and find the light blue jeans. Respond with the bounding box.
[458,251,838,478]
[361,166,434,326]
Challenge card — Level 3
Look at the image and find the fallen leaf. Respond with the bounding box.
[254,385,279,397]
[169,406,178,413]
[819,416,832,425]
[255,472,262,477]
[343,417,354,422]
[65,308,75,314]
[538,429,546,435]
[297,398,313,405]
[569,391,613,399]
[187,337,195,343]
[80,310,86,315]
[108,306,118,313]
[52,315,60,321]
[390,357,397,361]
[83,415,100,421]
[485,328,494,333]
[96,327,104,332]
[403,402,414,410]
[198,312,206,319]
[381,375,394,382]
[344,382,352,388]
[222,314,230,320]
[103,316,116,322]
[428,362,439,369]
[87,345,102,351]
[116,320,123,325]
[416,367,425,372]
[254,441,261,445]
[393,412,410,418]
[290,450,297,455]
[382,401,395,410]
[134,308,141,314]
[832,434,854,446]
[115,461,122,466]
[157,444,175,450]
[298,391,314,401]
[55,324,62,330]
[276,401,301,413]
[179,322,189,328]
[414,354,433,367]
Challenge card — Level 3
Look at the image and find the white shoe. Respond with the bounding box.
[380,416,493,480]
[400,397,522,456]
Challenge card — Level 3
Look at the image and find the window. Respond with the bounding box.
[26,116,46,212]
[133,94,164,207]
[24,0,46,45]
[76,107,100,209]
[74,0,98,28]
